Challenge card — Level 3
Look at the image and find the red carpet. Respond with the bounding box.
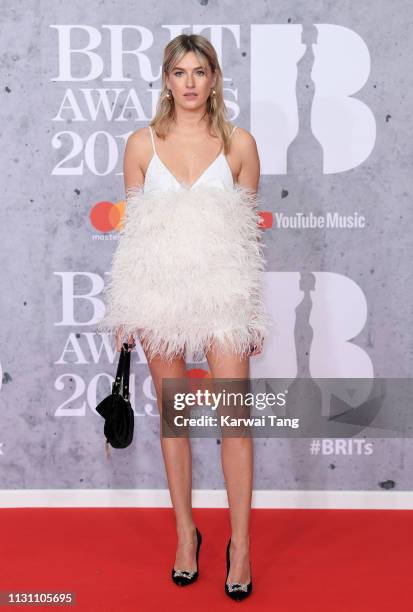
[0,507,411,611]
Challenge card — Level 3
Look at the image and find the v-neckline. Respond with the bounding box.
[154,147,224,191]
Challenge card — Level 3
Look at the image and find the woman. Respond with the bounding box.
[98,33,272,602]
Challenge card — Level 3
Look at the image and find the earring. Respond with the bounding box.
[210,88,217,109]
[166,89,172,100]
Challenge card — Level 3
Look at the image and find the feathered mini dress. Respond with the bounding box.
[97,125,273,363]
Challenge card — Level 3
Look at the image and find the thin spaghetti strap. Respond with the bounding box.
[148,125,157,154]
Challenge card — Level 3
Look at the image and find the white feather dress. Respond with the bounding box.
[97,125,273,363]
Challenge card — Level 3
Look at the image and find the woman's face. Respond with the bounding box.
[165,51,217,109]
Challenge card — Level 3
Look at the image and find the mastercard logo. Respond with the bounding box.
[186,368,212,395]
[187,368,211,379]
[90,200,126,233]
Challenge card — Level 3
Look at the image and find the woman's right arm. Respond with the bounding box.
[123,128,149,192]
[115,128,150,351]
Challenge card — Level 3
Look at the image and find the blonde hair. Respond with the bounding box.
[149,34,235,155]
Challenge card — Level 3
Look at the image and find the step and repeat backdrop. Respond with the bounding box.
[1,1,412,503]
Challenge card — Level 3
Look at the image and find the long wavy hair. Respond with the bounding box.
[149,34,234,154]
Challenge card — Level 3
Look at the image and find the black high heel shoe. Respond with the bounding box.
[225,538,253,602]
[171,527,202,586]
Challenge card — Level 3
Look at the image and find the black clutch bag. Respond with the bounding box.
[96,341,134,452]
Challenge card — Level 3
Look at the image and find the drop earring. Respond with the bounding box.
[210,88,216,109]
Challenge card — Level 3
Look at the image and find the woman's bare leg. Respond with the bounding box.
[140,338,198,571]
[205,341,252,584]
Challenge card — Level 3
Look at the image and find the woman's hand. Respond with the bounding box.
[248,335,264,357]
[115,328,136,352]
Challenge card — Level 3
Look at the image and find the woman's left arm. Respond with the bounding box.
[235,128,260,193]
[234,129,265,357]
